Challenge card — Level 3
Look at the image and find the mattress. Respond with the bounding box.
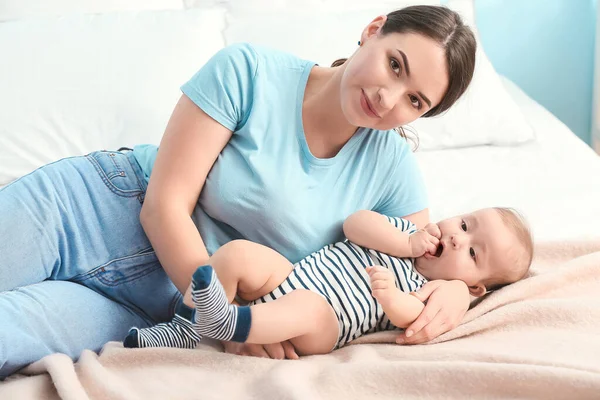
[416,77,600,241]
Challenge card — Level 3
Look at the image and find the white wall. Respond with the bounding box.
[594,1,600,152]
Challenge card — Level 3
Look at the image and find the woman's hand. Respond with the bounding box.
[395,280,470,345]
[222,340,299,360]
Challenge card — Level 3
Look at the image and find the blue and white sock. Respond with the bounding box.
[191,265,251,343]
[123,302,202,349]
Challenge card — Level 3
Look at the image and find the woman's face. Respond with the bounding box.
[340,17,449,130]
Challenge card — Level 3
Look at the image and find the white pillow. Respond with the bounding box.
[0,8,226,186]
[409,0,536,149]
[224,2,440,74]
[223,1,536,150]
[185,0,439,12]
[0,0,184,21]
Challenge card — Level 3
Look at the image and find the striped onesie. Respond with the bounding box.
[251,216,428,349]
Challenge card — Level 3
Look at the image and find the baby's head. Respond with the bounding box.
[414,207,533,297]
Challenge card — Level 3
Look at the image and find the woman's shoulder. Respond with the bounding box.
[221,42,313,73]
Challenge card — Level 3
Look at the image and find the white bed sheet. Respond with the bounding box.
[417,76,600,242]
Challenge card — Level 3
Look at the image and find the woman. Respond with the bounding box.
[0,5,476,377]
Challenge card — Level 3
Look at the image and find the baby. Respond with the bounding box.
[124,207,533,355]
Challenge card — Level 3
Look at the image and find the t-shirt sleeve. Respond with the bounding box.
[385,216,418,235]
[374,144,428,218]
[180,43,258,131]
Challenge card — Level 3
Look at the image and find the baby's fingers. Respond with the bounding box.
[370,279,390,291]
[424,223,441,239]
[369,271,392,283]
[427,242,438,255]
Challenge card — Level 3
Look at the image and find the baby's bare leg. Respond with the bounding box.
[191,268,339,355]
[190,240,338,355]
[125,240,293,349]
[247,290,339,355]
[182,239,294,308]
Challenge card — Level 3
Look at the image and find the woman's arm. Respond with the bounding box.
[140,95,232,293]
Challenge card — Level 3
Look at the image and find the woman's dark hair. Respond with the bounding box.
[332,5,477,119]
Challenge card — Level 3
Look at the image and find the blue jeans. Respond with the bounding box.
[0,150,181,378]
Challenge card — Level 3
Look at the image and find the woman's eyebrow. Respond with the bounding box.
[396,49,411,76]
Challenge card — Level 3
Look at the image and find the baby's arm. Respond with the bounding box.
[367,266,424,328]
[343,210,439,258]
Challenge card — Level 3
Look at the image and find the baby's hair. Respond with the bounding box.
[484,207,534,291]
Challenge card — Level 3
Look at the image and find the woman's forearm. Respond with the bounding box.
[140,204,209,294]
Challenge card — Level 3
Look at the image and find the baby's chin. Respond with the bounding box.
[413,256,437,280]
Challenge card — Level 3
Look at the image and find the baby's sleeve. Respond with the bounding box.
[180,43,258,132]
[385,216,418,235]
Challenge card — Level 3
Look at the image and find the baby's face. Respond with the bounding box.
[414,208,518,296]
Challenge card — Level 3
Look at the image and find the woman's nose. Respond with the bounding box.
[378,86,403,111]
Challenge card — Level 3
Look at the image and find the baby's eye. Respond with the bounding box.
[470,247,476,260]
[461,220,467,231]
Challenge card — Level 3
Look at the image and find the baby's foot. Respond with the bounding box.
[191,265,251,342]
[124,304,201,349]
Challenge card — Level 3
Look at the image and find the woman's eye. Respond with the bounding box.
[390,58,401,75]
[409,94,422,109]
[461,220,467,231]
[470,247,476,260]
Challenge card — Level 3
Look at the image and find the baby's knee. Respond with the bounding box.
[211,240,254,271]
[217,239,254,255]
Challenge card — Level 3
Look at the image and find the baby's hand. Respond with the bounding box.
[408,229,440,258]
[367,266,397,306]
[423,222,441,239]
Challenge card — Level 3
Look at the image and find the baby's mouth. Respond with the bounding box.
[434,242,444,257]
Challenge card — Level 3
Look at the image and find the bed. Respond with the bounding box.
[1,0,599,398]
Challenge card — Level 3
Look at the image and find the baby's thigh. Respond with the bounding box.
[211,240,294,300]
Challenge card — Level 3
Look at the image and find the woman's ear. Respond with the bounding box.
[361,15,387,43]
[468,284,487,297]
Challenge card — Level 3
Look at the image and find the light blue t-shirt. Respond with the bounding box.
[133,43,427,263]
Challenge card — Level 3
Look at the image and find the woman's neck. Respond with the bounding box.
[302,65,360,159]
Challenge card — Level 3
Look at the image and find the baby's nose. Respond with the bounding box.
[451,234,466,248]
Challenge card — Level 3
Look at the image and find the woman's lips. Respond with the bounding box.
[360,90,380,118]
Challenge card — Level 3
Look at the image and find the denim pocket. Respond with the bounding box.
[72,248,160,287]
[86,151,145,198]
[72,249,180,324]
